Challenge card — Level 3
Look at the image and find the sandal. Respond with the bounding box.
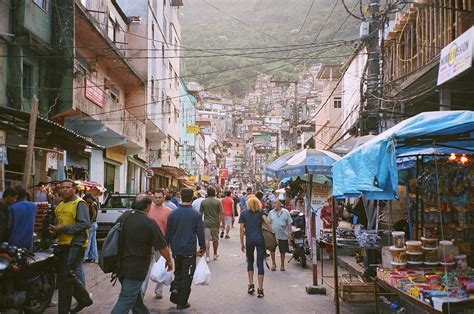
[247,284,255,295]
[257,289,264,298]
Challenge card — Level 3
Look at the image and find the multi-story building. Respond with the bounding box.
[179,81,198,177]
[118,0,185,189]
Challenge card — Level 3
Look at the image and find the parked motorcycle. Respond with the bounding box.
[290,210,309,268]
[0,242,56,313]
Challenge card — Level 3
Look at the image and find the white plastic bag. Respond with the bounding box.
[193,258,211,286]
[150,256,173,286]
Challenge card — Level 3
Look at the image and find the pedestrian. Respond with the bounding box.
[142,189,172,299]
[0,187,18,242]
[230,187,240,227]
[239,192,271,298]
[111,194,173,314]
[82,193,98,263]
[221,190,234,239]
[170,190,180,207]
[268,200,293,271]
[48,179,92,313]
[320,197,334,256]
[199,187,224,262]
[8,186,36,250]
[164,192,178,211]
[192,190,206,212]
[165,188,206,310]
[240,187,253,211]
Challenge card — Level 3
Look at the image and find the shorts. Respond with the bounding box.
[204,227,219,241]
[224,216,233,226]
[274,239,289,253]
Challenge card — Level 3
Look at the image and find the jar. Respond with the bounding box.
[421,237,438,249]
[407,252,424,265]
[423,247,438,264]
[439,240,455,264]
[392,231,405,248]
[454,254,467,270]
[389,246,407,263]
[406,240,422,253]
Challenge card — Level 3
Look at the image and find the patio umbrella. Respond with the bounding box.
[266,149,341,179]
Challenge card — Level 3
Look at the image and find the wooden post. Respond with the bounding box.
[0,130,6,191]
[23,96,39,189]
[331,196,340,314]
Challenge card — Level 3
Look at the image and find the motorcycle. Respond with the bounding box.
[0,242,56,313]
[289,210,310,268]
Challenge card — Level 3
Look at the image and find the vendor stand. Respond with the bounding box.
[332,111,474,313]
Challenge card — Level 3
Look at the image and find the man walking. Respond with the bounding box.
[48,179,92,313]
[240,187,253,212]
[268,199,293,271]
[192,190,206,212]
[142,189,172,299]
[82,193,98,263]
[112,194,173,314]
[0,187,18,243]
[165,188,205,310]
[200,187,223,262]
[9,186,36,250]
[221,191,234,239]
[230,187,240,227]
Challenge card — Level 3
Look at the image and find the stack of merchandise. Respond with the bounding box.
[357,230,381,248]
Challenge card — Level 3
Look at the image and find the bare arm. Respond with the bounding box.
[240,223,245,252]
[158,247,174,271]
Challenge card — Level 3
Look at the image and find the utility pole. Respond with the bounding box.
[363,0,381,135]
[23,96,39,189]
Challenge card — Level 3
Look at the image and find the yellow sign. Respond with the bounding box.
[186,124,199,134]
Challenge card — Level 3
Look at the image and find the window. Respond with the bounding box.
[22,63,33,100]
[333,97,342,109]
[34,0,47,11]
[108,16,115,40]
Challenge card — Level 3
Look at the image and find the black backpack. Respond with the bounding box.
[99,211,132,276]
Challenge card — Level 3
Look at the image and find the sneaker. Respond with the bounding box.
[177,303,191,310]
[155,293,163,299]
[225,235,230,239]
[205,256,210,263]
[213,254,219,261]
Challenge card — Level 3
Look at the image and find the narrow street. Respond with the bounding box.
[45,227,376,314]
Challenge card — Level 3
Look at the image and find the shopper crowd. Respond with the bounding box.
[0,182,300,312]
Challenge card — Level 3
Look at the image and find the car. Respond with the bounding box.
[96,193,136,240]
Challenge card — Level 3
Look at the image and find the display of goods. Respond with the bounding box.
[439,240,455,264]
[392,231,405,248]
[391,261,407,268]
[407,252,424,264]
[357,230,381,248]
[421,237,438,248]
[406,240,422,253]
[389,246,407,264]
[423,247,438,264]
[423,227,439,239]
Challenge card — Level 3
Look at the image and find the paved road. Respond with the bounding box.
[46,226,376,313]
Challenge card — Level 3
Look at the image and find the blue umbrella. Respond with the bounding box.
[266,149,341,179]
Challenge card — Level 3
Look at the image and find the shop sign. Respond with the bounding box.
[311,182,331,210]
[85,78,104,108]
[219,168,228,179]
[437,27,474,85]
[186,124,200,134]
[145,168,154,178]
[46,152,58,170]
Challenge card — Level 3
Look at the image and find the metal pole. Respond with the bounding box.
[365,0,381,134]
[308,174,318,285]
[293,82,298,148]
[23,96,39,188]
[331,196,340,314]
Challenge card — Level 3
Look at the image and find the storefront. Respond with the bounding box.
[332,111,474,312]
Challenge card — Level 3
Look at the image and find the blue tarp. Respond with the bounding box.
[332,111,474,199]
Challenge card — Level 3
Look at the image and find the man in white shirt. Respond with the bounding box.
[192,190,206,212]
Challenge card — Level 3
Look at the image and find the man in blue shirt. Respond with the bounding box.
[9,186,36,250]
[240,187,253,212]
[165,188,205,310]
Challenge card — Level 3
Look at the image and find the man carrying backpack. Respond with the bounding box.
[111,194,173,314]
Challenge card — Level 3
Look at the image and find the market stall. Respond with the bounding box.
[332,111,474,312]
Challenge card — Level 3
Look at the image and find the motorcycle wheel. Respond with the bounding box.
[23,272,55,314]
[299,248,307,268]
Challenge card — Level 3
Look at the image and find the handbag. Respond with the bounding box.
[261,221,277,252]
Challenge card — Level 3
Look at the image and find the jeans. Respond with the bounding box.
[111,279,149,314]
[170,255,196,306]
[141,251,164,296]
[56,245,91,314]
[74,263,86,286]
[246,240,265,275]
[83,222,98,261]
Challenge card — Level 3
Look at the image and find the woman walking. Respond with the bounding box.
[238,194,271,298]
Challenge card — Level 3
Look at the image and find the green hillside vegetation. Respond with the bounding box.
[180,0,361,96]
